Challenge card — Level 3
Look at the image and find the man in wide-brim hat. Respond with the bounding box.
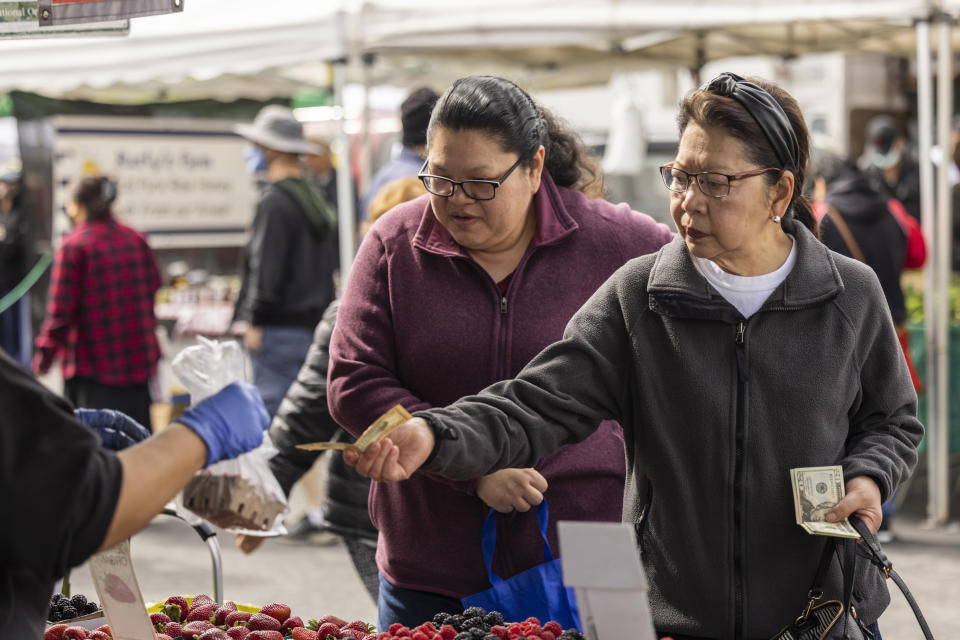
[232,105,339,419]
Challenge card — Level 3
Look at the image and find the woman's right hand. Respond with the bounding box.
[343,417,435,481]
[476,468,548,513]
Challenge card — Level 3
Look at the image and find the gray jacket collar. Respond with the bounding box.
[647,217,844,321]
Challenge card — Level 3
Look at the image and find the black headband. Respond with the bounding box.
[702,72,799,173]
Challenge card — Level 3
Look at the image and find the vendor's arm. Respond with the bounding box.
[347,268,635,481]
[99,380,270,549]
[32,243,82,373]
[831,270,924,532]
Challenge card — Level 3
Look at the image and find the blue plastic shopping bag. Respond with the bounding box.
[461,500,582,631]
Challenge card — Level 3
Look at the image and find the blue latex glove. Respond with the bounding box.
[74,408,152,451]
[176,382,269,467]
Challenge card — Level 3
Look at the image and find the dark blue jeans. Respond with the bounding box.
[249,325,313,417]
[377,573,462,632]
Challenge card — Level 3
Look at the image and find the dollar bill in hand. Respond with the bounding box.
[790,465,861,539]
[296,404,414,453]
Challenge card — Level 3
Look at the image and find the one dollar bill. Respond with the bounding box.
[296,404,413,453]
[790,465,861,539]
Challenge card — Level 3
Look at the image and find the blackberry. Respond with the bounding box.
[433,612,449,626]
[448,615,465,631]
[483,612,504,627]
[85,601,99,614]
[70,594,87,609]
[453,634,473,640]
[469,629,487,638]
[52,593,67,605]
[47,608,60,622]
[483,636,499,640]
[462,607,486,619]
[60,605,78,620]
[463,618,486,633]
[559,631,586,640]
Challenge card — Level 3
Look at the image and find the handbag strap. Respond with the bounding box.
[480,500,554,586]
[824,206,867,264]
[849,515,935,640]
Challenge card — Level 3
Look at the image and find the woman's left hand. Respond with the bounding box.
[826,475,884,533]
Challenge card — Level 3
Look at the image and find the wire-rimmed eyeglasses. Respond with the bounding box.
[659,163,782,199]
[418,156,524,201]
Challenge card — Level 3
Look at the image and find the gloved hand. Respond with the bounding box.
[176,382,270,467]
[74,408,152,451]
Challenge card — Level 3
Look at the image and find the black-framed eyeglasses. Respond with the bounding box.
[659,163,782,199]
[418,156,524,201]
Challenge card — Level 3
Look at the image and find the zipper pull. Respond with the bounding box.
[735,321,745,344]
[500,296,508,314]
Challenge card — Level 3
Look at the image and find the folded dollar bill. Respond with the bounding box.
[790,465,861,539]
[296,404,413,453]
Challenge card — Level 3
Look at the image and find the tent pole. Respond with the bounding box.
[933,13,953,525]
[359,52,374,199]
[916,17,938,526]
[334,58,356,282]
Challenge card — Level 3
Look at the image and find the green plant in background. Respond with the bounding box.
[904,273,960,326]
[0,93,12,118]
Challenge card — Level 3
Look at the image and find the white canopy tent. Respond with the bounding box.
[1,0,956,523]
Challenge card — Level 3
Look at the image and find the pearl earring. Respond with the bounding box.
[772,215,782,223]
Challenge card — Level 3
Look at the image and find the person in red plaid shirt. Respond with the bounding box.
[33,175,161,427]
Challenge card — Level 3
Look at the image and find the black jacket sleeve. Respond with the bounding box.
[0,351,122,581]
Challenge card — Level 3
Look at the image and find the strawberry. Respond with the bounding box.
[340,631,367,640]
[181,621,216,640]
[258,604,291,624]
[197,629,229,640]
[162,622,183,638]
[226,628,251,640]
[438,625,457,640]
[164,596,190,623]
[410,632,429,640]
[215,602,239,625]
[246,613,281,633]
[540,632,556,640]
[315,622,340,638]
[156,636,174,640]
[225,611,252,627]
[245,632,283,640]
[318,616,347,628]
[290,629,318,640]
[44,624,69,640]
[281,616,304,635]
[95,626,112,636]
[186,603,218,623]
[191,594,216,609]
[151,612,172,628]
[541,622,562,637]
[341,621,369,634]
[89,633,111,640]
[62,627,89,640]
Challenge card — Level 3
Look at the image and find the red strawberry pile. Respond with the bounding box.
[375,608,583,640]
[45,595,376,640]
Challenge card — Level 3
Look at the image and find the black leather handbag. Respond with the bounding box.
[770,516,935,640]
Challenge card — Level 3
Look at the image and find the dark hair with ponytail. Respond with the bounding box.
[72,175,117,222]
[427,75,604,198]
[677,76,818,237]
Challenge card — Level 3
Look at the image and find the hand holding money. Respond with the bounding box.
[791,466,861,538]
[344,416,437,482]
[296,405,413,453]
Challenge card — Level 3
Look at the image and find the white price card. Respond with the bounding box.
[558,521,656,640]
[88,539,155,640]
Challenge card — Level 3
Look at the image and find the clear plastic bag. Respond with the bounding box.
[171,336,288,536]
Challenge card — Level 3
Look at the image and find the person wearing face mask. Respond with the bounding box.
[859,115,921,224]
[233,105,339,417]
[326,75,673,630]
[33,176,160,427]
[345,74,923,640]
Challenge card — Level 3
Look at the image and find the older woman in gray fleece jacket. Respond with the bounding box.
[344,74,924,640]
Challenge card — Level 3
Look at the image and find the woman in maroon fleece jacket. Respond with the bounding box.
[327,75,673,629]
